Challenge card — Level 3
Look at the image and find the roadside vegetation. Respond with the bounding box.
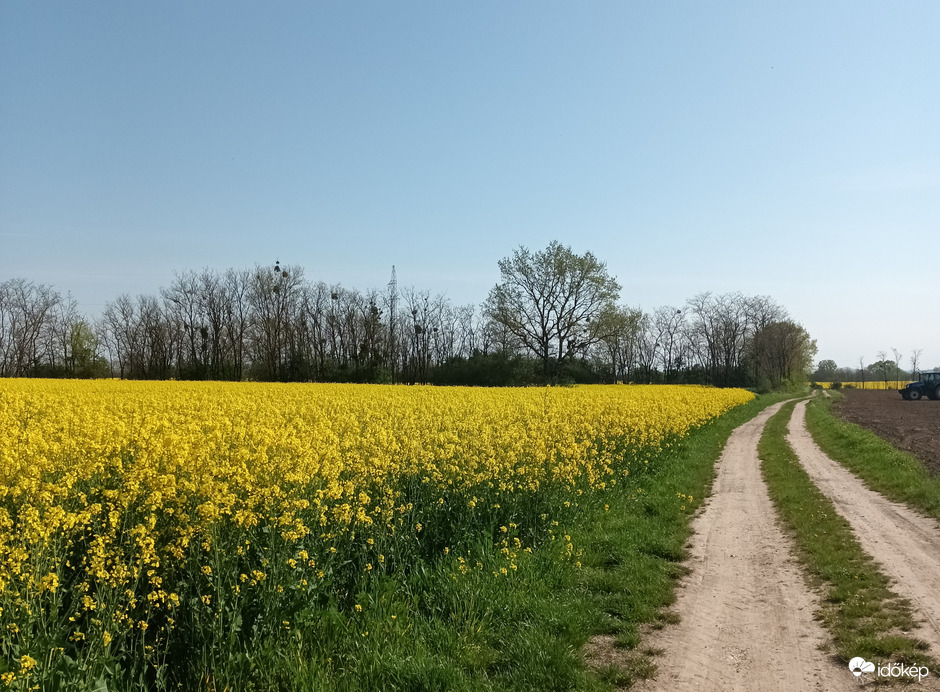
[758,400,933,668]
[805,394,940,520]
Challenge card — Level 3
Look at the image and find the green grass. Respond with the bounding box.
[758,399,933,668]
[805,395,940,520]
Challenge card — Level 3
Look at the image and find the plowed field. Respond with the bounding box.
[832,389,940,475]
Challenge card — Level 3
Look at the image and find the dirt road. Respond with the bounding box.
[787,399,940,655]
[635,398,940,691]
[635,402,855,691]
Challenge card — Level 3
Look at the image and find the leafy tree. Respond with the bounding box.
[876,350,890,388]
[69,320,109,378]
[484,241,620,379]
[813,359,838,381]
[748,320,817,390]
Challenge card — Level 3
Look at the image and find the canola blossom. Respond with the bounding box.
[0,380,752,687]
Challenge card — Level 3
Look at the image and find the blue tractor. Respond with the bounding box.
[900,372,940,400]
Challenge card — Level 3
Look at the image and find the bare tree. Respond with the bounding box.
[452,304,478,358]
[402,288,433,382]
[299,281,330,379]
[635,311,661,383]
[223,268,251,381]
[910,349,923,380]
[248,262,304,380]
[100,294,134,378]
[138,294,173,378]
[891,347,903,390]
[44,292,80,374]
[652,306,685,383]
[162,270,205,378]
[686,292,747,387]
[0,278,62,376]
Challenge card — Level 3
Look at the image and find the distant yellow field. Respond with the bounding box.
[815,381,912,390]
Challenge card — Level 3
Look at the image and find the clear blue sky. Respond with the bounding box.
[2,2,938,370]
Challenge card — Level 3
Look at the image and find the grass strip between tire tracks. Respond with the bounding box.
[805,394,940,521]
[758,399,934,669]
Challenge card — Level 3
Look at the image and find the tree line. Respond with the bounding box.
[0,242,816,389]
[812,348,933,389]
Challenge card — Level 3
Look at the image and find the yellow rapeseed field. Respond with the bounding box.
[815,381,911,390]
[0,380,752,687]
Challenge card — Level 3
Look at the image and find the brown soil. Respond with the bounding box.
[832,389,940,475]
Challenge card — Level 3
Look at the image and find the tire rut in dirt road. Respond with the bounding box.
[787,399,940,657]
[635,402,854,692]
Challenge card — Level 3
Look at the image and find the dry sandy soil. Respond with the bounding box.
[832,389,940,475]
[622,398,940,691]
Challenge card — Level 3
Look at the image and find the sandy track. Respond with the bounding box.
[787,399,940,656]
[635,402,854,691]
